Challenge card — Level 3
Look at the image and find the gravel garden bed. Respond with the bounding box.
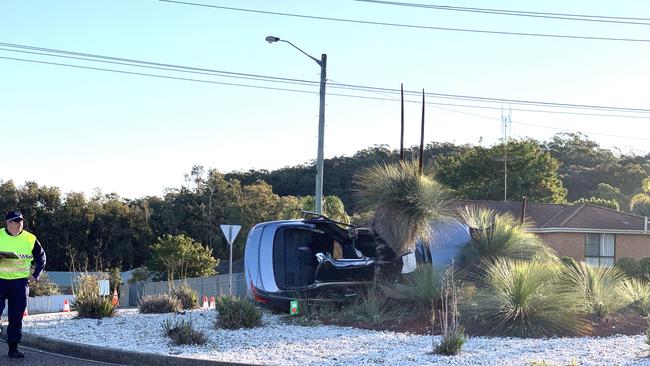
[21,309,650,365]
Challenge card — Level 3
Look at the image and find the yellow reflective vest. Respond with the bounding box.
[0,229,36,280]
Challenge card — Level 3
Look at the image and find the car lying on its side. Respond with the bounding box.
[244,214,432,307]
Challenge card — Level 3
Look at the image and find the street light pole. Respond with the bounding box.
[266,36,326,214]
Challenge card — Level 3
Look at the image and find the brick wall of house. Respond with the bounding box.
[616,234,650,260]
[536,232,650,261]
[537,232,584,259]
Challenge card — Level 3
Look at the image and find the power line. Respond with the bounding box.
[2,55,649,142]
[0,42,317,86]
[0,47,320,88]
[1,42,649,118]
[0,56,322,95]
[328,82,650,113]
[158,0,650,43]
[354,0,650,26]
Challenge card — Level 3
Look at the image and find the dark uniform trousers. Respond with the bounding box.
[0,277,29,343]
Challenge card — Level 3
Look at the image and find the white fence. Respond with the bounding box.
[2,294,75,315]
[119,273,248,307]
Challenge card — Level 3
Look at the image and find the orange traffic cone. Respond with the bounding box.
[62,298,71,312]
[209,296,215,309]
[111,289,119,306]
[202,296,208,309]
[22,308,28,317]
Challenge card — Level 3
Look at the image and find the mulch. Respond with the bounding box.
[344,312,648,337]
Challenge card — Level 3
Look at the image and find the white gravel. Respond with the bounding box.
[20,309,650,365]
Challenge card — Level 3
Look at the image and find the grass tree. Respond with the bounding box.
[460,207,555,266]
[621,277,650,318]
[562,261,628,321]
[464,258,590,337]
[355,161,450,283]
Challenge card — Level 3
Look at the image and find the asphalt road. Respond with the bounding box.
[0,342,124,366]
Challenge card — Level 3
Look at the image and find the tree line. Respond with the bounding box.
[227,133,650,214]
[2,132,649,273]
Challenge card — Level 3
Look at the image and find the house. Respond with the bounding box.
[456,200,650,266]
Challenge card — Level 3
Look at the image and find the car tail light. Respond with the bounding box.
[250,281,269,304]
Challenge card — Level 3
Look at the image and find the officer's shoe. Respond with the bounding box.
[8,343,25,358]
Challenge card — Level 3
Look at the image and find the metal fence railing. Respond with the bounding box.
[119,273,248,307]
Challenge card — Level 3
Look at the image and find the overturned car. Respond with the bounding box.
[244,214,439,307]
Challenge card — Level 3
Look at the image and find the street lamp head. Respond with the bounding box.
[265,36,280,43]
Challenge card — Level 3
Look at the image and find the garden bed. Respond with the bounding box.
[348,311,649,337]
[22,309,650,365]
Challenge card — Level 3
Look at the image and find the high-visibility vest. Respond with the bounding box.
[0,229,36,280]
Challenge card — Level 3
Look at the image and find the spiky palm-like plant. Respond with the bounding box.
[384,265,442,311]
[562,261,627,321]
[355,161,450,282]
[460,207,556,265]
[620,277,650,318]
[465,258,590,337]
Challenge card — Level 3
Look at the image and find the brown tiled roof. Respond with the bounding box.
[453,200,648,231]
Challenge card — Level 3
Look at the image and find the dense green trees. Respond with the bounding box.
[148,234,218,281]
[230,133,650,211]
[436,139,566,203]
[0,169,302,272]
[3,133,650,273]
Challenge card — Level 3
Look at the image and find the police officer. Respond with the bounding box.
[0,211,46,358]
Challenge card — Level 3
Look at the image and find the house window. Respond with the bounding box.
[584,233,615,267]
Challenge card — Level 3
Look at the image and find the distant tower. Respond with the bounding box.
[501,105,512,202]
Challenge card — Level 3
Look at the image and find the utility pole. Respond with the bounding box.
[400,83,405,162]
[265,36,326,214]
[502,105,511,202]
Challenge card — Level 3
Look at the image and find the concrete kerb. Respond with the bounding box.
[1,324,262,366]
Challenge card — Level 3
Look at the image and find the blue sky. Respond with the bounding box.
[1,0,649,199]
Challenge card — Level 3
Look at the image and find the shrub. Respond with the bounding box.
[71,274,116,319]
[340,286,398,326]
[128,266,151,284]
[171,284,198,310]
[460,207,555,265]
[464,259,589,337]
[139,294,182,314]
[161,318,207,346]
[73,273,100,298]
[640,258,650,280]
[434,265,466,356]
[616,257,639,278]
[562,261,627,321]
[384,265,442,312]
[109,267,121,293]
[621,278,650,318]
[214,296,262,329]
[29,272,60,297]
[72,296,117,319]
[435,333,466,356]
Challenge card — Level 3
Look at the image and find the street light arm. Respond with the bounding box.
[280,40,322,66]
[265,34,326,214]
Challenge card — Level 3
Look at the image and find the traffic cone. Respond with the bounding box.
[22,308,28,317]
[62,298,71,312]
[202,296,209,309]
[111,289,119,306]
[209,296,215,309]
